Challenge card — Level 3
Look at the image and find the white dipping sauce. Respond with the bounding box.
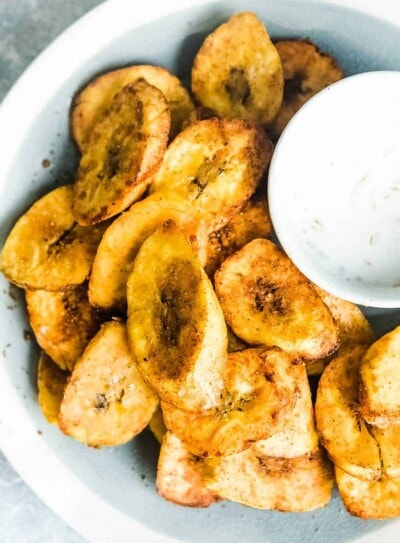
[268,71,400,308]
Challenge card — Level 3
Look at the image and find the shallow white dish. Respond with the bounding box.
[1,1,400,542]
[269,70,400,309]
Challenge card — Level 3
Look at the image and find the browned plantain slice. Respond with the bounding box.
[203,196,272,277]
[148,407,167,444]
[192,12,283,126]
[58,320,158,447]
[26,283,103,371]
[162,348,299,457]
[315,347,381,480]
[157,432,220,507]
[215,239,338,360]
[127,220,227,412]
[253,361,319,458]
[271,40,343,139]
[37,352,69,425]
[149,118,273,231]
[335,466,400,519]
[307,286,374,376]
[0,186,107,291]
[371,425,400,479]
[359,326,400,427]
[71,65,193,149]
[73,79,170,225]
[315,287,374,350]
[204,449,333,511]
[89,193,203,311]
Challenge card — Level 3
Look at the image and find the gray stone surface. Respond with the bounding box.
[0,3,106,541]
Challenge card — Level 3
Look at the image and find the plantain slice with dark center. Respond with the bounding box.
[162,348,300,457]
[214,238,338,361]
[192,12,283,126]
[0,185,107,291]
[26,282,103,371]
[73,79,170,225]
[127,220,227,412]
[149,118,273,231]
[71,64,193,149]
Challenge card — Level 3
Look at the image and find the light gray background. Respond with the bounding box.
[0,3,105,541]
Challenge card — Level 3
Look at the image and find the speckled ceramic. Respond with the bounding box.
[0,1,400,542]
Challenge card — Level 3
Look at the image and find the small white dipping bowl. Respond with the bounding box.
[268,70,400,308]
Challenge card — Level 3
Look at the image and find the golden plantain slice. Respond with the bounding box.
[162,348,299,458]
[71,65,193,149]
[204,449,333,512]
[253,361,319,458]
[37,352,69,425]
[149,118,273,231]
[315,347,381,481]
[214,239,338,360]
[371,425,400,479]
[0,186,107,291]
[335,466,400,519]
[359,326,400,427]
[307,286,374,376]
[127,220,227,412]
[148,407,167,444]
[89,193,203,311]
[271,40,343,139]
[157,432,220,507]
[203,196,272,278]
[191,12,283,126]
[26,283,103,371]
[58,320,158,447]
[73,79,170,225]
[315,286,374,350]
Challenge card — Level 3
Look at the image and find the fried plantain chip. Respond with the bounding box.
[359,326,400,427]
[214,239,338,360]
[271,40,343,139]
[371,425,400,479]
[203,196,272,278]
[73,79,170,225]
[315,287,374,350]
[307,286,374,376]
[253,361,319,458]
[26,283,103,371]
[0,186,107,291]
[157,432,220,507]
[335,466,400,519]
[192,12,283,126]
[58,320,158,447]
[89,193,203,311]
[162,348,299,457]
[204,449,333,512]
[148,407,167,444]
[71,65,193,149]
[315,347,381,480]
[37,352,69,425]
[149,118,272,231]
[127,220,227,412]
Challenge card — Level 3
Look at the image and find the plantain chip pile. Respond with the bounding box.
[2,10,399,520]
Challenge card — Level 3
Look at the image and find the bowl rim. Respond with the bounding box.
[0,1,400,542]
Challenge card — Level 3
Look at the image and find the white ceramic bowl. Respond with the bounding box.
[268,70,400,308]
[1,1,400,542]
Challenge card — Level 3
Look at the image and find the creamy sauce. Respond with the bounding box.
[269,71,400,306]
